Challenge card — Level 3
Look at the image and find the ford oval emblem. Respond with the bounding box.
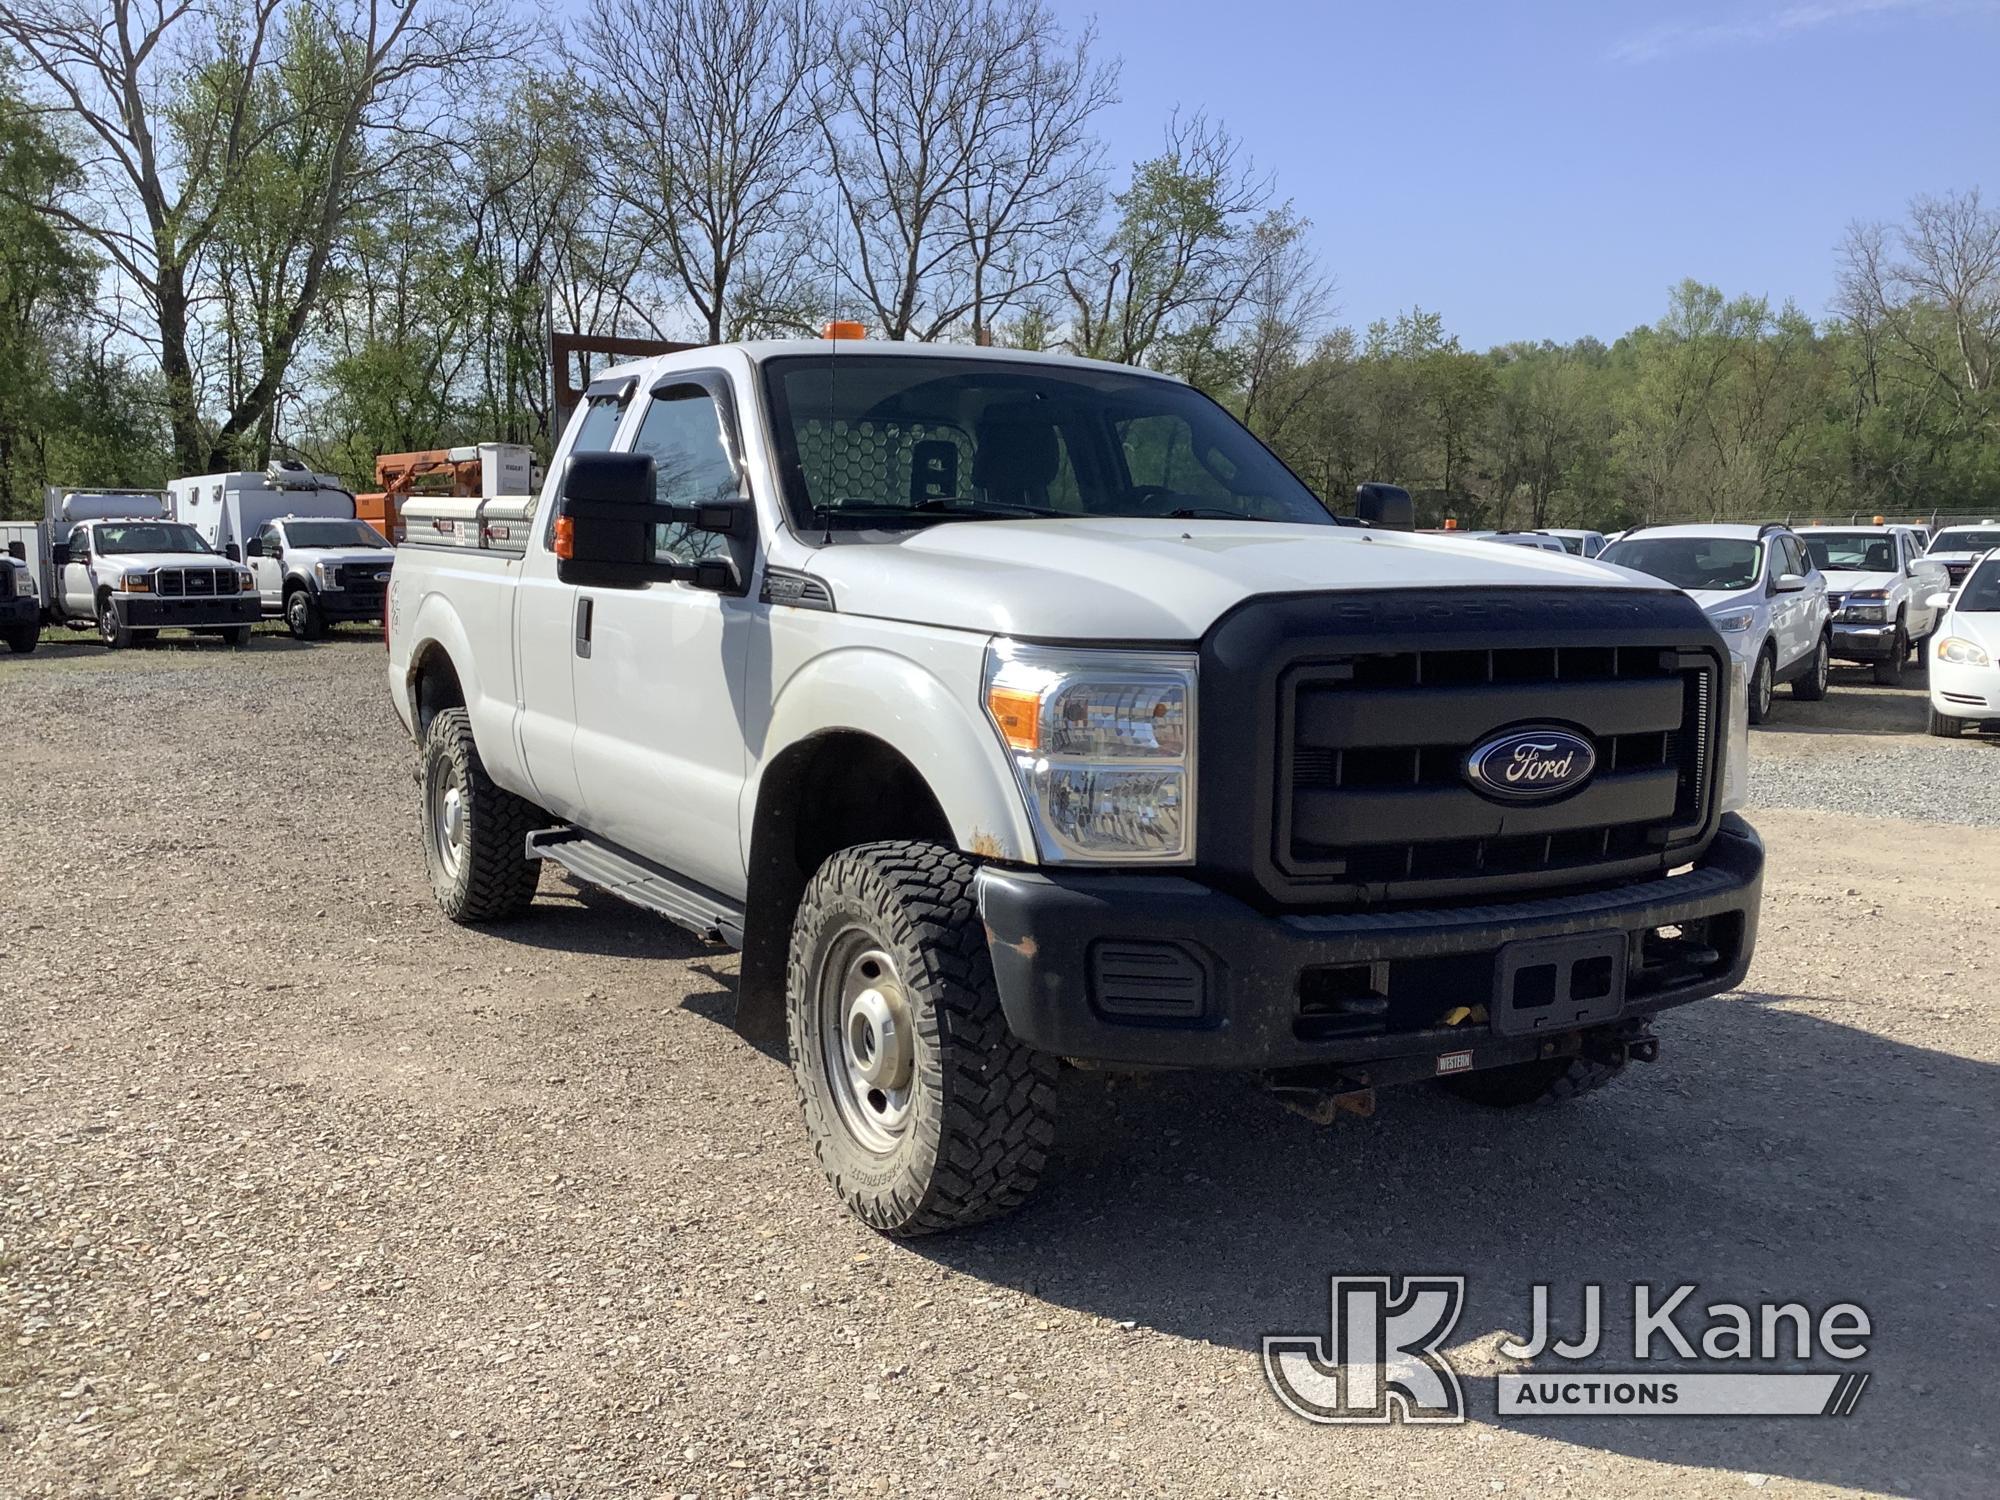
[1464,726,1597,802]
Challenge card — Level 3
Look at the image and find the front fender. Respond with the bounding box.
[750,645,1039,864]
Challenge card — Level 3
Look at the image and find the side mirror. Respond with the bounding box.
[225,542,243,561]
[1927,591,1953,610]
[243,538,263,558]
[556,452,750,592]
[1774,572,1807,593]
[1353,482,1414,531]
[51,544,71,567]
[5,541,22,561]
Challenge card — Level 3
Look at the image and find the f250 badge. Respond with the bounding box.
[1464,726,1596,802]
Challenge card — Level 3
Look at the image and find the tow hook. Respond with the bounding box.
[1262,1068,1376,1125]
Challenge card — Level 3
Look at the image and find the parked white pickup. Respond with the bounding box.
[386,337,1763,1234]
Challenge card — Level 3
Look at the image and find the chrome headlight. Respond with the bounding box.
[118,571,152,593]
[1708,607,1756,633]
[1720,657,1750,814]
[983,642,1194,863]
[16,571,34,595]
[313,561,340,590]
[1937,636,1991,667]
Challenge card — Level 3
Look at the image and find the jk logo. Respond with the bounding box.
[1262,1276,1467,1424]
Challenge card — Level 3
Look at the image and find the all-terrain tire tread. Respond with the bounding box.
[423,707,541,923]
[787,840,1057,1236]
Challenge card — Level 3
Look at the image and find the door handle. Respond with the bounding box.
[574,594,593,659]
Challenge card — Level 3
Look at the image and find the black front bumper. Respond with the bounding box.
[114,595,261,628]
[0,596,37,627]
[1830,621,1898,660]
[976,815,1763,1071]
[315,587,386,622]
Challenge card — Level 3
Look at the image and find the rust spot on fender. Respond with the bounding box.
[968,828,1005,858]
[983,923,1037,960]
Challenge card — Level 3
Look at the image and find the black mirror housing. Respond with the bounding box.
[51,544,71,567]
[1354,482,1415,531]
[557,452,752,593]
[226,542,243,561]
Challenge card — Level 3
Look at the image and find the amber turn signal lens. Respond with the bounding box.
[554,516,575,560]
[986,685,1041,752]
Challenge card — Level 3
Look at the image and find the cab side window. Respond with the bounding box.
[258,524,282,556]
[631,384,737,566]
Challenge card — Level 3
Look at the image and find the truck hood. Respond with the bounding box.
[804,518,1655,639]
[93,552,231,573]
[1688,586,1759,614]
[289,546,394,569]
[1820,569,1898,592]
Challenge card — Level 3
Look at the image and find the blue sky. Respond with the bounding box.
[1071,0,2000,349]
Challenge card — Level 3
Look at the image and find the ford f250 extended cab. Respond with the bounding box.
[386,338,1762,1236]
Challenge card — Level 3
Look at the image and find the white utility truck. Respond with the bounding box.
[170,462,391,638]
[386,338,1762,1235]
[39,487,258,647]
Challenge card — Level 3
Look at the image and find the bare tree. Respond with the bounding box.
[816,0,1113,341]
[0,0,518,472]
[575,0,820,344]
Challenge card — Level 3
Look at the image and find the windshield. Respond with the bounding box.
[1600,536,1762,591]
[1956,560,2000,611]
[1930,529,2000,555]
[282,520,388,549]
[1803,533,1899,572]
[760,354,1334,529]
[92,523,213,555]
[1552,534,1584,554]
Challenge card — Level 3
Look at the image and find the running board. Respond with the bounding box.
[525,828,745,947]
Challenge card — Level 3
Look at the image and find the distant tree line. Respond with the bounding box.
[4,0,1999,528]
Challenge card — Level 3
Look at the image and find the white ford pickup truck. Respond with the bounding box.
[386,338,1761,1235]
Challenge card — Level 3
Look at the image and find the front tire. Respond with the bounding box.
[420,706,542,922]
[1872,624,1908,685]
[1929,705,1968,738]
[1747,646,1775,724]
[96,596,131,650]
[4,624,35,655]
[787,841,1058,1236]
[1442,1052,1626,1107]
[1790,633,1830,700]
[285,587,325,641]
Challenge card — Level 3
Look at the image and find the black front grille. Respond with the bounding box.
[1196,587,1727,908]
[1281,645,1713,888]
[156,568,221,597]
[339,563,390,591]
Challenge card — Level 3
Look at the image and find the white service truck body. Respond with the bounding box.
[386,339,1764,1234]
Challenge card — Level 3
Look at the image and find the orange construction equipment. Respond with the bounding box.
[357,444,535,542]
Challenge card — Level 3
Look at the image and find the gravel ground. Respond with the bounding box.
[1747,663,2000,826]
[3,635,1997,1499]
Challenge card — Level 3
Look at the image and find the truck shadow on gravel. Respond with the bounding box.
[916,991,1995,1498]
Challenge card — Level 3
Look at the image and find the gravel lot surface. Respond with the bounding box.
[3,635,1996,1499]
[1748,663,2000,827]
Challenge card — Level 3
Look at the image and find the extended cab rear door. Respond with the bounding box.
[567,368,756,896]
[513,383,633,820]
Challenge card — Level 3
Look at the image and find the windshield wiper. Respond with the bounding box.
[1163,506,1276,522]
[824,497,1067,525]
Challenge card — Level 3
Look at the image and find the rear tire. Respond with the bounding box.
[1442,1052,1626,1107]
[787,841,1058,1236]
[1747,647,1775,724]
[1790,633,1830,700]
[1928,705,1967,738]
[222,625,252,646]
[420,706,542,923]
[1872,625,1907,685]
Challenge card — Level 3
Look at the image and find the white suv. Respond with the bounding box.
[1598,523,1831,723]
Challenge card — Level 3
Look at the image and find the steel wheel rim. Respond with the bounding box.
[818,929,916,1153]
[1755,656,1773,716]
[430,761,467,879]
[1815,640,1829,691]
[288,594,307,633]
[99,606,116,644]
